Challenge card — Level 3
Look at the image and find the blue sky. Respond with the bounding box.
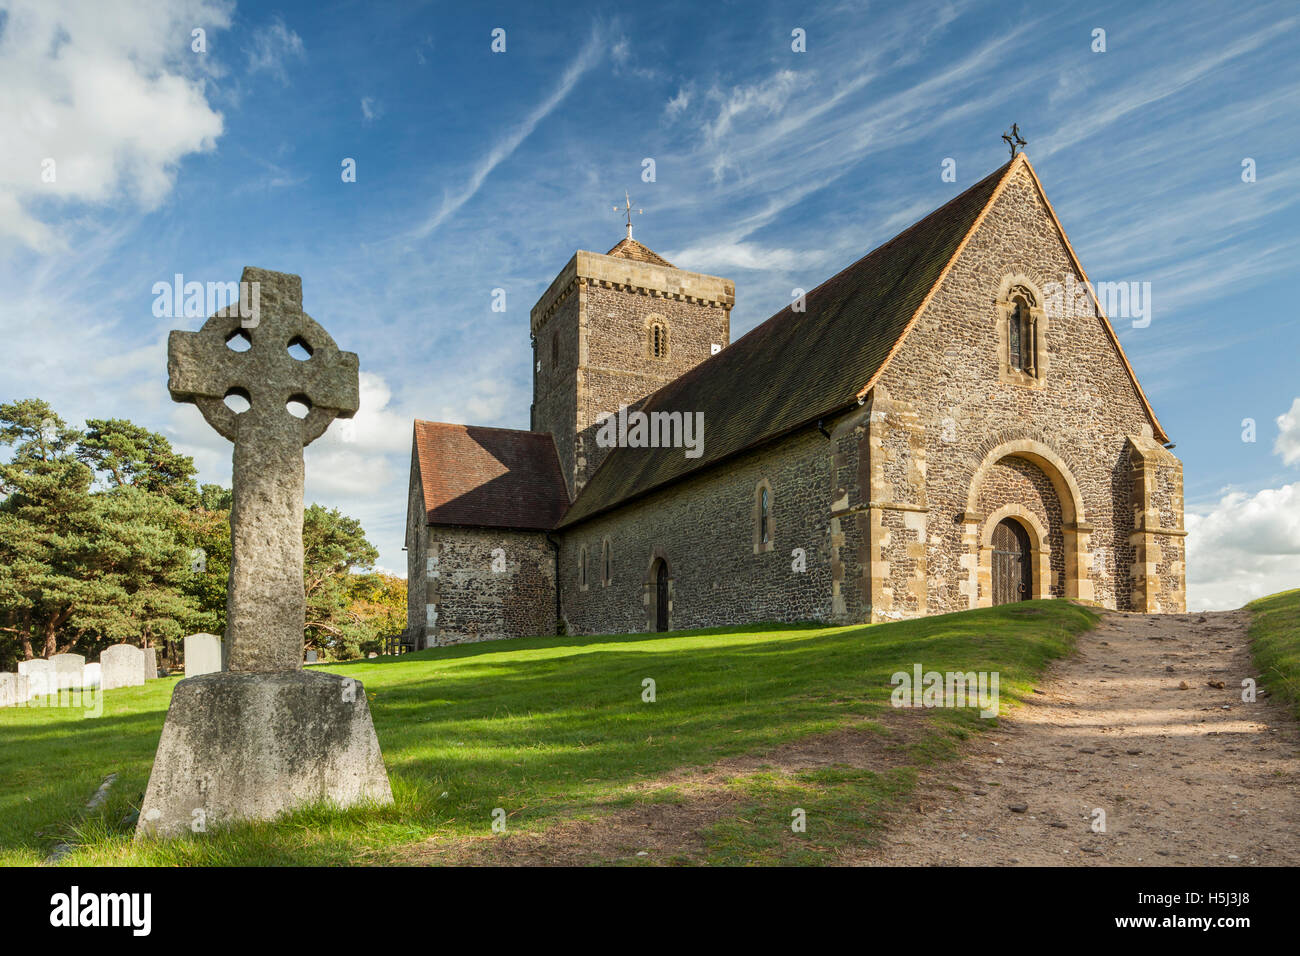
[1,0,1297,609]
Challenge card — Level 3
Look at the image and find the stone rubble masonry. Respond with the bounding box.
[409,160,1186,641]
[550,162,1185,631]
[1127,434,1187,613]
[558,425,838,635]
[421,526,556,646]
[404,454,557,648]
[530,249,734,497]
[871,162,1184,616]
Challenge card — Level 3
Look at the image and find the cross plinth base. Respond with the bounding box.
[135,670,393,839]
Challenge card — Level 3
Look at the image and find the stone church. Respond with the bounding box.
[404,154,1186,646]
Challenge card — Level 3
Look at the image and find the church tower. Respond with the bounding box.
[530,227,734,498]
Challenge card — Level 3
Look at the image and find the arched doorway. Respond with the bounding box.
[652,558,669,631]
[991,518,1032,605]
[964,438,1092,605]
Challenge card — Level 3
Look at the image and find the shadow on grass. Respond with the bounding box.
[4,600,1096,865]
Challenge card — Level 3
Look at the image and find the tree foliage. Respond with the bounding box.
[0,400,404,669]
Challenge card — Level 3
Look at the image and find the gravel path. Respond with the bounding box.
[854,609,1300,866]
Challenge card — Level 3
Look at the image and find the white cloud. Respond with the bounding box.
[1274,397,1300,466]
[244,15,305,83]
[664,240,826,273]
[1186,482,1300,610]
[360,97,382,123]
[1185,396,1300,610]
[665,85,692,119]
[0,0,230,250]
[318,372,410,455]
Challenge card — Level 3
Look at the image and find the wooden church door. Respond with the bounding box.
[991,518,1032,605]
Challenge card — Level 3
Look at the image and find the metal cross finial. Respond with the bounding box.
[1002,123,1028,158]
[614,190,643,240]
[167,267,359,673]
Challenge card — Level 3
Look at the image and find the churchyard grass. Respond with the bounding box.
[1,599,1095,866]
[1248,588,1300,720]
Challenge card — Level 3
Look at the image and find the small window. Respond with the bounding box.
[1009,296,1035,373]
[579,545,589,590]
[1009,300,1023,370]
[601,538,611,586]
[649,322,667,359]
[997,278,1044,386]
[753,480,775,553]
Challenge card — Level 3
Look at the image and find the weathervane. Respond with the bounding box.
[614,190,642,240]
[1002,123,1027,158]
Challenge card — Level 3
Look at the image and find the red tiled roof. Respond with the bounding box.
[605,237,674,267]
[414,421,569,530]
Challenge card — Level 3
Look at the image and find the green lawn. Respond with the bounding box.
[1248,588,1300,719]
[0,599,1096,866]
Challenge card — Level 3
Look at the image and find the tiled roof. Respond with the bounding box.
[413,421,569,530]
[605,237,674,267]
[559,161,1015,527]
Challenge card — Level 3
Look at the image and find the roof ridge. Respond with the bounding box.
[414,419,549,437]
[604,236,674,267]
[568,160,1016,509]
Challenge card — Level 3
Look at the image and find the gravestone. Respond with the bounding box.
[304,650,318,664]
[84,662,102,689]
[18,659,53,697]
[0,674,18,708]
[138,268,392,839]
[184,633,223,676]
[143,647,158,680]
[51,653,85,691]
[101,644,146,690]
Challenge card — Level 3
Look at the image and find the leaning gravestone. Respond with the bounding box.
[101,644,146,690]
[18,659,53,697]
[51,653,85,691]
[184,633,223,676]
[143,646,158,680]
[137,268,393,839]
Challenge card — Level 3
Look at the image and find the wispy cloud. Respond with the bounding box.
[245,16,306,84]
[410,28,606,239]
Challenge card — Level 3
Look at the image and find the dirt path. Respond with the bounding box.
[852,610,1300,866]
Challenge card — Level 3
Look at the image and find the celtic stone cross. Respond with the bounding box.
[168,267,358,673]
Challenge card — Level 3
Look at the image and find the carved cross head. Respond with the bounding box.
[167,268,359,446]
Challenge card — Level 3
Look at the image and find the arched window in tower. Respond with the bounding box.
[648,321,668,359]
